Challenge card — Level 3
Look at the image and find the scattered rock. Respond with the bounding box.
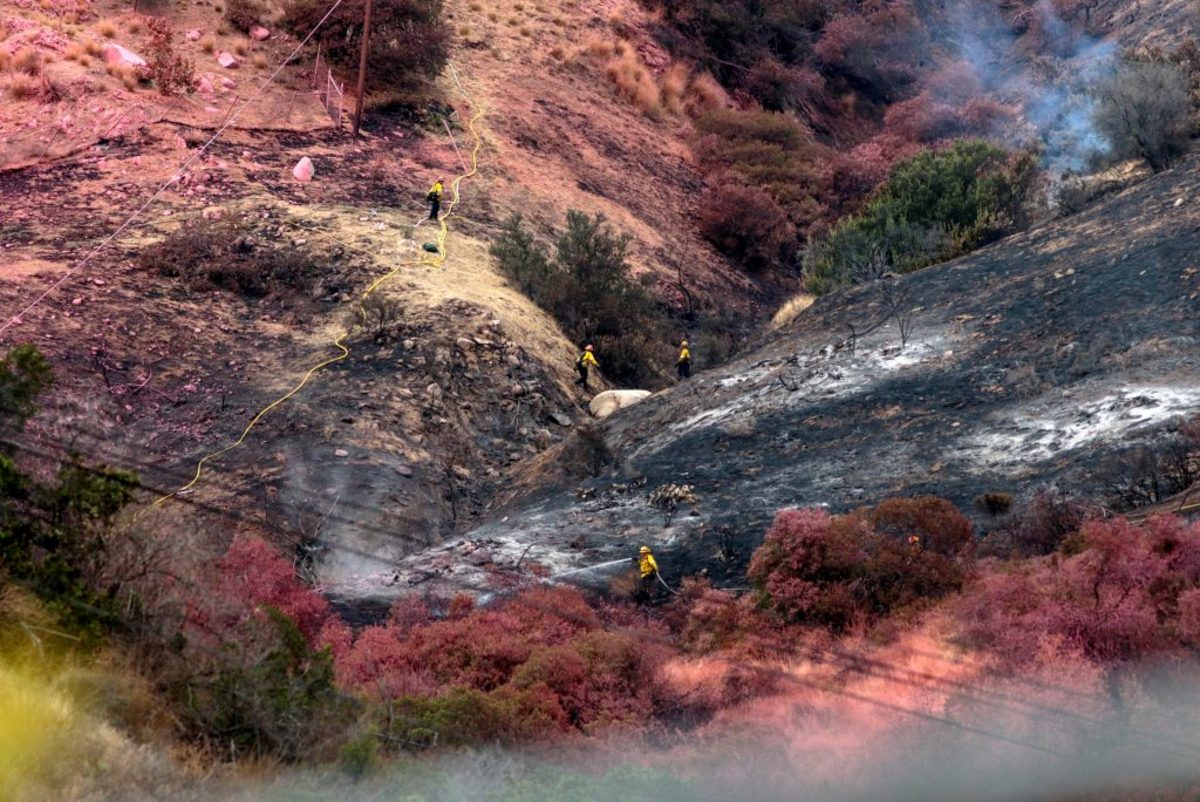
[395,464,413,477]
[196,75,214,96]
[186,29,202,41]
[334,448,349,457]
[452,465,472,480]
[293,156,314,183]
[550,411,573,427]
[510,383,527,397]
[102,43,147,68]
[220,77,237,90]
[249,26,271,41]
[455,337,474,351]
[216,51,240,69]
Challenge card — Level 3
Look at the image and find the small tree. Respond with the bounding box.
[1095,60,1192,173]
[139,17,194,96]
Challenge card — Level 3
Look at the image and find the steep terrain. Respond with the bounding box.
[0,0,750,596]
[381,154,1200,598]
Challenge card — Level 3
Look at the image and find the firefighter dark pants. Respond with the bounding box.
[677,361,691,380]
[429,196,441,220]
[576,364,589,388]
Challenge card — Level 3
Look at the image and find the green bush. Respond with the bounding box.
[282,0,450,97]
[182,608,354,760]
[0,346,142,637]
[804,140,1038,293]
[491,212,669,388]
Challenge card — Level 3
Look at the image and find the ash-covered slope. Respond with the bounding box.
[369,157,1200,600]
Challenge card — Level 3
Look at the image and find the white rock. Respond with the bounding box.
[186,29,202,41]
[334,448,349,457]
[102,43,147,68]
[196,76,214,96]
[216,51,240,69]
[220,77,237,90]
[589,389,651,419]
[249,26,270,41]
[292,156,314,183]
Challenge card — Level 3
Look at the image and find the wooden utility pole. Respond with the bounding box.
[352,0,373,136]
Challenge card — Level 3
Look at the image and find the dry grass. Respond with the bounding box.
[97,20,116,38]
[106,62,137,90]
[584,37,613,59]
[64,43,84,62]
[6,73,37,100]
[770,293,816,330]
[468,1,481,9]
[216,22,229,35]
[233,41,248,56]
[126,17,141,34]
[253,52,266,69]
[0,50,9,73]
[549,45,565,60]
[200,35,216,54]
[604,48,660,113]
[84,39,103,57]
[11,47,43,76]
[660,61,689,115]
[685,70,728,115]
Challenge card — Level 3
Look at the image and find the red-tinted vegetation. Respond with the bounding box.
[959,516,1200,665]
[747,498,972,631]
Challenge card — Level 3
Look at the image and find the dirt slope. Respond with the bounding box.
[377,155,1200,600]
[0,0,750,597]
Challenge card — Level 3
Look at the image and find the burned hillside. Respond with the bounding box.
[377,153,1200,599]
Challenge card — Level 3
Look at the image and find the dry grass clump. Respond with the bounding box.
[660,61,689,114]
[200,35,216,54]
[253,52,266,69]
[97,20,116,38]
[0,50,9,73]
[126,17,141,34]
[685,70,728,115]
[11,47,44,76]
[6,72,38,100]
[84,39,103,57]
[605,47,660,113]
[769,292,815,329]
[105,62,138,90]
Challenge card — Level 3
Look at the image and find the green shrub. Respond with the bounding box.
[181,608,355,760]
[0,346,142,637]
[282,0,450,97]
[804,140,1038,293]
[491,211,670,388]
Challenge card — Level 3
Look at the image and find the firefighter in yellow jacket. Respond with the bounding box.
[575,344,599,389]
[426,178,444,221]
[676,339,692,380]
[635,545,659,602]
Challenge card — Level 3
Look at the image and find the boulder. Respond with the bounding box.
[249,26,270,41]
[186,29,202,41]
[292,156,314,182]
[589,389,651,419]
[196,75,214,96]
[102,43,147,68]
[219,76,237,90]
[216,51,239,69]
